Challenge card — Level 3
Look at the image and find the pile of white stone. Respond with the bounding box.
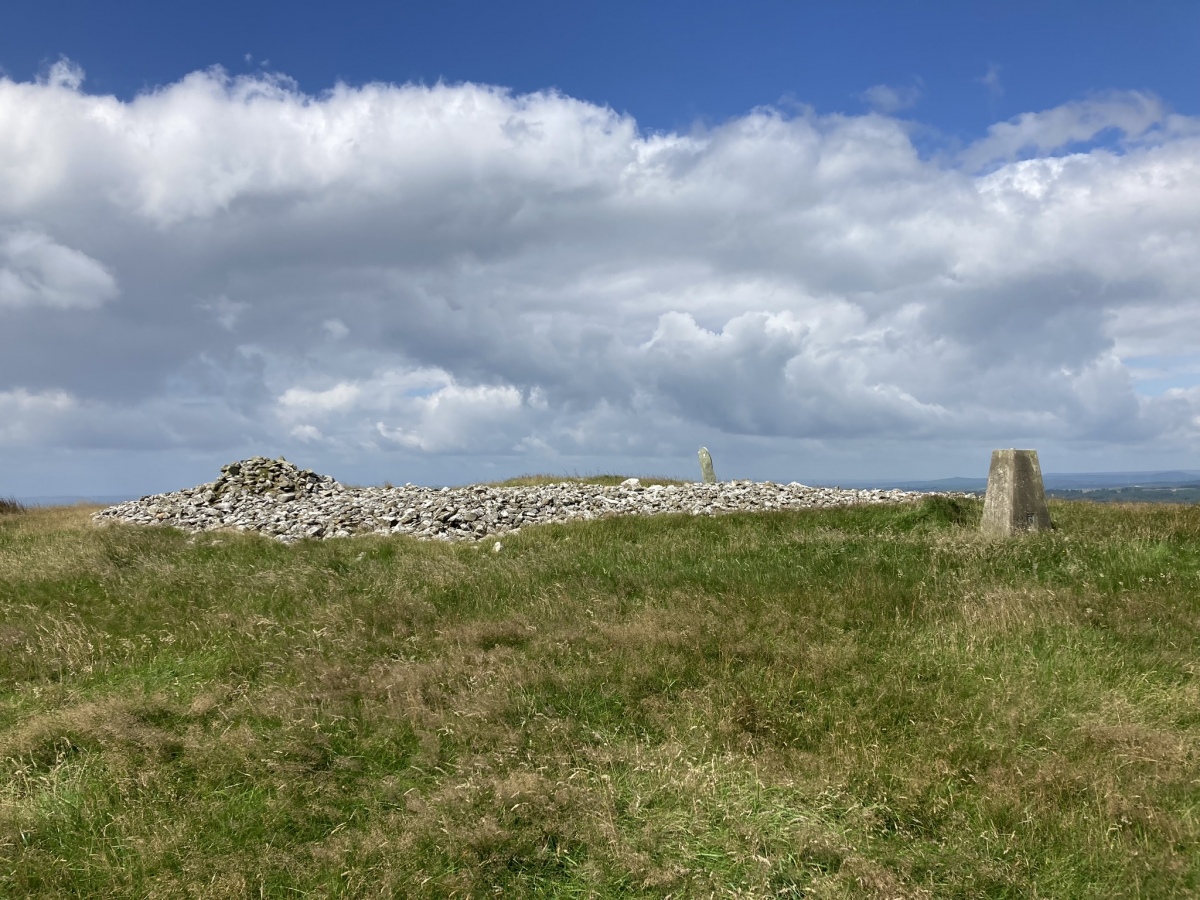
[94,456,943,544]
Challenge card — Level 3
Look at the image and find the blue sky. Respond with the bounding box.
[2,2,1199,496]
[6,2,1198,138]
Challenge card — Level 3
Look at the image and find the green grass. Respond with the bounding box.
[1051,485,1200,504]
[1,494,1198,897]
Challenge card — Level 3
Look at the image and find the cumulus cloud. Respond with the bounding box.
[376,383,527,453]
[0,229,118,309]
[44,58,85,91]
[278,382,362,415]
[0,63,1198,491]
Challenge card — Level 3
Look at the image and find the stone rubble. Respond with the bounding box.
[94,456,956,544]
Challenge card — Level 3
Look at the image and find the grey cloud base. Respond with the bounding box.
[1,68,1199,493]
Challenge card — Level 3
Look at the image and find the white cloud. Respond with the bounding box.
[0,384,266,452]
[278,382,362,415]
[0,388,77,444]
[290,424,323,442]
[860,82,921,114]
[376,382,526,453]
[0,387,76,411]
[0,229,118,309]
[979,63,1003,99]
[322,318,349,340]
[961,91,1166,170]
[44,59,85,91]
[0,64,1198,491]
[202,295,249,330]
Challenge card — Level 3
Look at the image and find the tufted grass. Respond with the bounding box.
[1,493,1198,897]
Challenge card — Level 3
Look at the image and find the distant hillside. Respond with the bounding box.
[838,470,1200,502]
[14,495,137,508]
[1046,485,1200,504]
[1043,470,1200,489]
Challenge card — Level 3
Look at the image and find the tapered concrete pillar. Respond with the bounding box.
[698,447,717,484]
[981,449,1052,536]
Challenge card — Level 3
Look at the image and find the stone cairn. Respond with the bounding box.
[212,456,336,499]
[94,455,954,544]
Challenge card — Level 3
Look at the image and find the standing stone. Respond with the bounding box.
[981,449,1052,536]
[698,447,717,484]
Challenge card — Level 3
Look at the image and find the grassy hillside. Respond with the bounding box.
[1,495,1198,898]
[1049,485,1200,505]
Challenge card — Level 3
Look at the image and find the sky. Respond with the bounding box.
[2,1,1199,497]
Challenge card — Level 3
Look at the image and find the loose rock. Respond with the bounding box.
[94,457,965,544]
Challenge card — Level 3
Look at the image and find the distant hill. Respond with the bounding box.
[1042,470,1200,490]
[1045,485,1200,504]
[837,471,1200,501]
[14,495,137,508]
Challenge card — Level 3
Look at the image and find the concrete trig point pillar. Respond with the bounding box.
[981,449,1052,536]
[698,447,717,484]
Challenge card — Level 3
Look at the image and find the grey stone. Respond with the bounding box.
[980,449,1053,537]
[94,457,968,545]
[212,455,333,499]
[698,447,717,484]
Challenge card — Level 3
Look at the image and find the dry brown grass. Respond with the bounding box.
[0,498,26,516]
[2,497,1199,896]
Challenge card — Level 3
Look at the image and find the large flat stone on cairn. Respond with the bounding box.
[698,447,717,484]
[981,449,1052,537]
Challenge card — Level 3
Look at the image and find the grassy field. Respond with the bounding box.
[1049,486,1200,505]
[1,493,1198,898]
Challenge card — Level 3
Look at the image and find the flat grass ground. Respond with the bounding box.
[1,494,1198,898]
